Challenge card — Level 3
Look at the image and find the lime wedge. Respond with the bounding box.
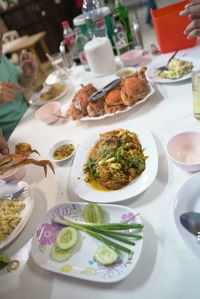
[94,245,118,265]
[56,227,77,250]
[83,203,103,223]
[0,253,10,270]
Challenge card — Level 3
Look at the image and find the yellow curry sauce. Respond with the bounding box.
[53,144,75,160]
[83,129,148,191]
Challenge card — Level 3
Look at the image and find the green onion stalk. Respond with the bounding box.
[53,216,143,254]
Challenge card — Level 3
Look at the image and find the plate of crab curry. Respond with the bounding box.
[67,67,155,121]
[71,125,158,203]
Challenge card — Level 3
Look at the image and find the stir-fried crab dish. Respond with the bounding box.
[67,67,149,120]
[83,129,148,190]
[0,143,55,177]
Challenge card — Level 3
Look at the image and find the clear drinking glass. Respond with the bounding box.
[49,52,69,80]
[192,71,200,120]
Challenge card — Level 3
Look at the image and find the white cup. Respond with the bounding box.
[84,37,116,77]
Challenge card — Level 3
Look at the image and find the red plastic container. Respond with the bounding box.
[151,1,197,53]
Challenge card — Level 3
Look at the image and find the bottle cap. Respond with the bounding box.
[62,20,69,27]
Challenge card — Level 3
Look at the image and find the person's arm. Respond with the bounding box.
[0,129,9,155]
[18,50,37,87]
[180,0,200,39]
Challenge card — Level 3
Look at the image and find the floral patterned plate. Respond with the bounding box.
[31,202,143,283]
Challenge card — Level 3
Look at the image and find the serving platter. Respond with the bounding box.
[146,56,200,83]
[71,125,158,203]
[0,181,34,249]
[31,202,143,283]
[80,82,154,121]
[174,172,200,258]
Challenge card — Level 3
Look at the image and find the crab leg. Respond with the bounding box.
[6,158,55,177]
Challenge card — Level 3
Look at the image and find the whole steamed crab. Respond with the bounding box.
[67,67,149,120]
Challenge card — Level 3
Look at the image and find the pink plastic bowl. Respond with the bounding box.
[120,49,143,67]
[0,167,26,182]
[35,102,61,124]
[167,131,200,172]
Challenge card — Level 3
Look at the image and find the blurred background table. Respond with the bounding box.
[2,31,50,74]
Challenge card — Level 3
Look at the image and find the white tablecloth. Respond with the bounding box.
[1,43,200,299]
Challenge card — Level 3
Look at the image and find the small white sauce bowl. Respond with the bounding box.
[35,101,61,124]
[49,139,77,163]
[0,167,26,182]
[120,49,143,67]
[167,131,200,172]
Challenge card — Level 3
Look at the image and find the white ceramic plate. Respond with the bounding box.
[146,56,200,83]
[31,202,143,283]
[71,125,158,203]
[174,172,200,258]
[0,181,34,249]
[80,82,154,121]
[49,139,77,163]
[29,82,69,107]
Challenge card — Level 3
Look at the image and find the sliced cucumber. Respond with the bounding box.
[94,245,119,265]
[50,244,73,262]
[56,227,77,250]
[83,203,103,223]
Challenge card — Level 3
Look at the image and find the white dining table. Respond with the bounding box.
[1,42,200,299]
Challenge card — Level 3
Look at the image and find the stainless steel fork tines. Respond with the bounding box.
[0,186,29,201]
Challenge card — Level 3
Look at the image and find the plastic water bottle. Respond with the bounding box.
[112,14,129,55]
[74,27,89,70]
[131,11,144,50]
[61,20,78,64]
[82,0,107,39]
[62,21,75,50]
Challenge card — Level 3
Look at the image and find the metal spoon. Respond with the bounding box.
[180,212,200,236]
[157,50,178,72]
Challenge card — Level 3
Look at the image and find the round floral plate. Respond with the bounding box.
[31,202,143,283]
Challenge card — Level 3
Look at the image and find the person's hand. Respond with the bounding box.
[0,129,9,155]
[0,82,24,104]
[20,50,37,78]
[180,0,200,39]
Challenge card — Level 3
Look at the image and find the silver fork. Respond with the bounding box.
[0,186,29,201]
[157,50,178,72]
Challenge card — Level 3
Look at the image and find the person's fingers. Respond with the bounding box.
[0,83,21,103]
[20,49,29,61]
[187,28,200,39]
[0,129,9,155]
[180,1,200,16]
[184,20,200,35]
[189,13,200,20]
[3,82,24,91]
